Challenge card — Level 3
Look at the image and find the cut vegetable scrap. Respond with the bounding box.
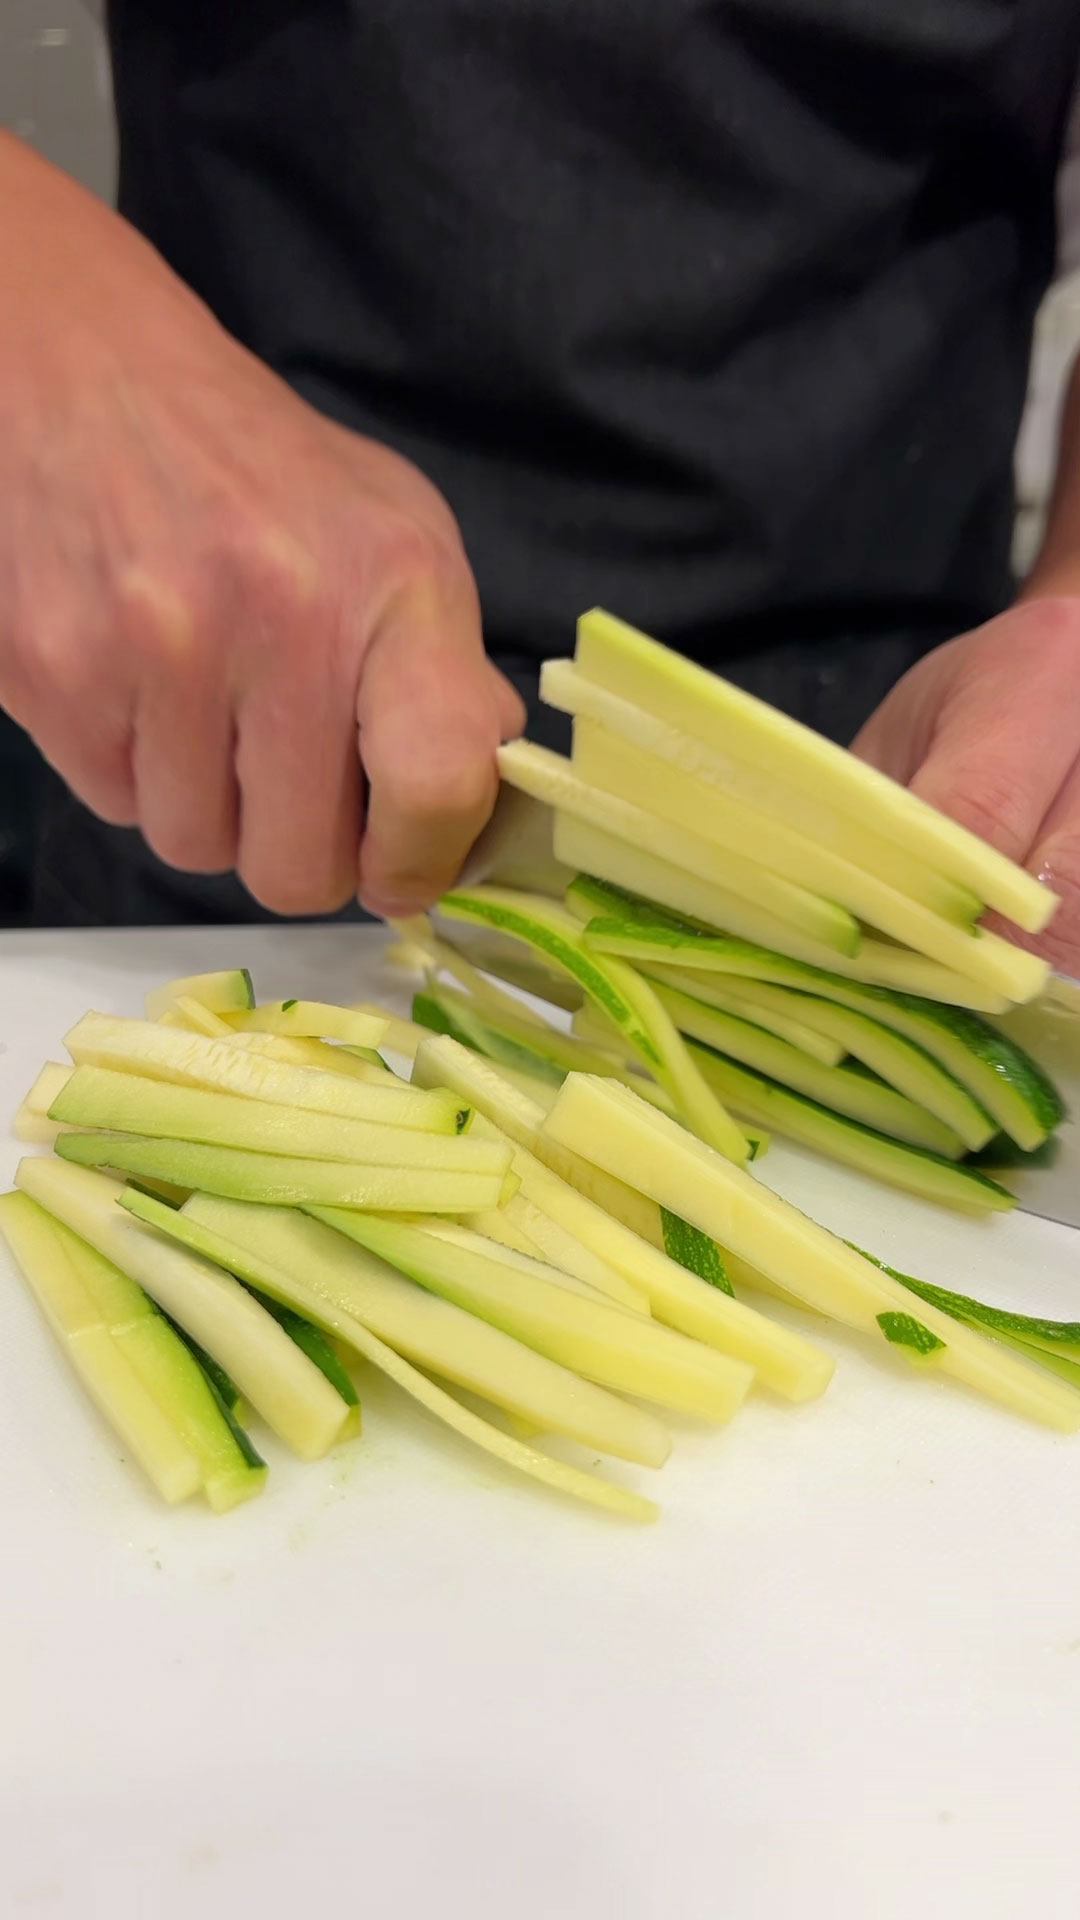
[687,1042,1016,1213]
[541,1074,1078,1430]
[223,999,388,1047]
[16,1157,352,1462]
[572,608,1057,940]
[53,1129,514,1215]
[124,1190,659,1513]
[541,658,982,926]
[64,1013,466,1132]
[439,886,750,1162]
[0,1191,204,1505]
[51,1064,512,1175]
[311,1208,754,1424]
[498,737,861,956]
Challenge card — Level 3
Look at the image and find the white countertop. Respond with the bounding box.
[1,926,1078,1919]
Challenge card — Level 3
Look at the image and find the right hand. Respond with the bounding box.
[0,135,523,917]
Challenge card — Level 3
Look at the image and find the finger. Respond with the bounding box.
[1014,751,1080,973]
[234,669,360,915]
[356,610,503,917]
[885,633,1080,866]
[0,619,136,825]
[490,662,527,742]
[123,574,238,873]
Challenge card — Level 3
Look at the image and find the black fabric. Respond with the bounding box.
[31,0,1080,925]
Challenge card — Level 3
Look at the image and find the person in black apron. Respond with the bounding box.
[3,1,1080,970]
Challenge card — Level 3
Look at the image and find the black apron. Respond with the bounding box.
[33,0,1080,924]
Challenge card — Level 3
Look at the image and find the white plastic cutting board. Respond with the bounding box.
[1,926,1079,1920]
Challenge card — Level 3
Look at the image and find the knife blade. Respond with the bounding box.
[988,973,1080,1230]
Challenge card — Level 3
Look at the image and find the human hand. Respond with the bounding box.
[0,136,523,918]
[851,597,1080,974]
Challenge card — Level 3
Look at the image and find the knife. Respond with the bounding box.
[989,973,1080,1230]
[456,790,1079,1226]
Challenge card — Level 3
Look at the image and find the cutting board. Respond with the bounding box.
[1,926,1078,1920]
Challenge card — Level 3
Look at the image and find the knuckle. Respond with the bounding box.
[377,510,469,598]
[389,749,495,829]
[1019,595,1080,662]
[1035,828,1080,900]
[932,765,1036,861]
[227,520,321,614]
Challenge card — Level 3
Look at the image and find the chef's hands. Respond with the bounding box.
[852,597,1080,974]
[0,135,523,918]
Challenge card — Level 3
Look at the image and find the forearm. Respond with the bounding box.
[1020,347,1080,601]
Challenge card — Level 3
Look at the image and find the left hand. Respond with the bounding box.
[851,596,1080,976]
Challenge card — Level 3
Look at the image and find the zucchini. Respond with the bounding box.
[412,1032,665,1241]
[541,1074,1080,1430]
[390,914,553,1029]
[660,1210,734,1296]
[851,1243,1080,1384]
[687,1041,1015,1213]
[313,1210,753,1424]
[144,969,255,1023]
[439,887,750,1161]
[169,998,235,1037]
[2,1187,264,1509]
[557,821,1025,1004]
[16,1156,350,1462]
[573,608,1056,941]
[541,657,981,925]
[636,977,845,1067]
[500,1194,652,1314]
[223,1000,387,1047]
[64,1013,465,1132]
[498,738,859,955]
[54,1129,513,1215]
[649,978,967,1155]
[221,1030,399,1085]
[569,873,1013,1014]
[650,973,997,1152]
[654,966,1061,1152]
[51,1064,512,1176]
[0,1192,203,1505]
[148,1192,671,1476]
[411,1067,833,1401]
[573,720,1006,969]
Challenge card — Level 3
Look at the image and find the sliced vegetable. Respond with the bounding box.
[542,1075,1075,1429]
[411,1033,666,1243]
[660,1210,734,1296]
[54,1130,513,1215]
[573,608,1056,941]
[312,1209,753,1424]
[687,1042,1015,1213]
[51,1065,512,1175]
[146,1192,670,1482]
[439,888,749,1161]
[0,1191,203,1505]
[16,1156,351,1462]
[541,658,982,925]
[648,978,968,1155]
[145,969,255,1023]
[64,1013,465,1132]
[498,737,860,955]
[568,868,1016,1012]
[667,972,1063,1153]
[223,1000,387,1047]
